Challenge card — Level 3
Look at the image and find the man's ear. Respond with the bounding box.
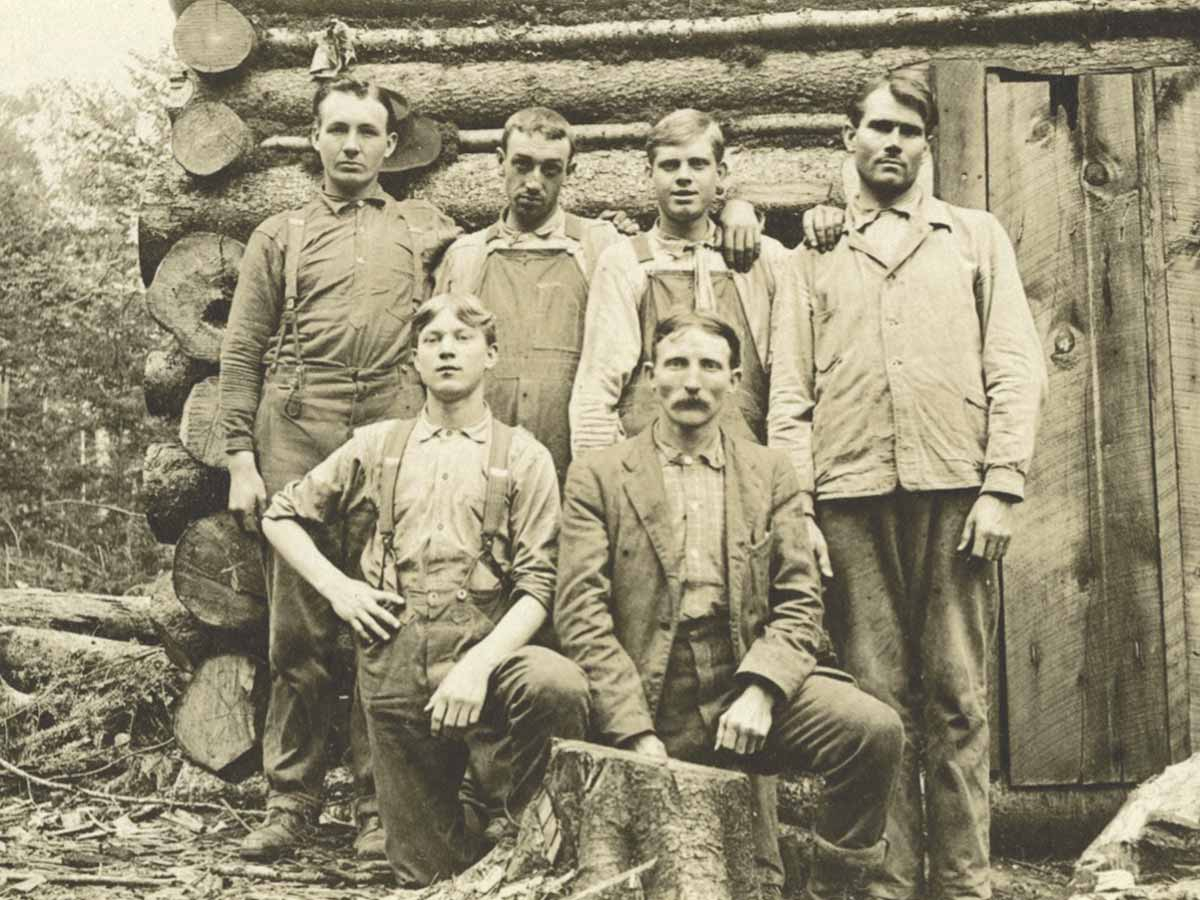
[842,122,857,153]
[310,122,321,152]
[566,157,578,179]
[496,146,506,171]
[484,342,500,371]
[642,359,656,383]
[385,131,399,158]
[729,367,743,391]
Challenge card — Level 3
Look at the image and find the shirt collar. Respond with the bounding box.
[652,421,725,470]
[650,218,721,258]
[848,183,924,232]
[495,206,565,242]
[414,405,492,444]
[319,182,390,215]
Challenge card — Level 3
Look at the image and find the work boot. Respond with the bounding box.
[804,834,887,900]
[238,807,316,861]
[353,812,386,860]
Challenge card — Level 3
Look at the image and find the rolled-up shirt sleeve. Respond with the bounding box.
[569,244,645,454]
[221,227,284,455]
[506,440,562,610]
[977,215,1047,500]
[263,432,373,527]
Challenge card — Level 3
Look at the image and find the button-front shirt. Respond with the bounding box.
[654,424,727,621]
[433,206,622,295]
[569,222,808,496]
[793,189,1047,504]
[221,185,461,453]
[263,408,560,608]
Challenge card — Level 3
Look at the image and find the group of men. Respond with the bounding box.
[219,70,1046,900]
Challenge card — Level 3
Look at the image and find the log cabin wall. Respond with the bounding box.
[142,0,1200,786]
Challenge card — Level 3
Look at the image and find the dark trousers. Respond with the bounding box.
[656,618,903,889]
[357,591,589,887]
[818,489,997,900]
[257,368,424,814]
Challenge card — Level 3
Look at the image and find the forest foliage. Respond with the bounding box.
[0,56,176,593]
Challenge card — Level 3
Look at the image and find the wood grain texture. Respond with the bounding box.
[1153,66,1200,761]
[930,59,988,209]
[173,0,255,75]
[173,512,267,630]
[991,72,1167,785]
[145,232,244,364]
[171,102,250,177]
[180,376,226,469]
[1135,68,1189,765]
[0,590,155,642]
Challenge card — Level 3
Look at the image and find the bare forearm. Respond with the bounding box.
[471,594,547,667]
[261,517,346,600]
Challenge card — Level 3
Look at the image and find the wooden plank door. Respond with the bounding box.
[987,71,1169,785]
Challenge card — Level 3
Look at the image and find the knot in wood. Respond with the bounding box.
[1083,161,1109,187]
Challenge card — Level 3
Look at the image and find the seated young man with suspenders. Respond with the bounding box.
[261,292,589,887]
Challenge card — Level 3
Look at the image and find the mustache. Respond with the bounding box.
[672,398,709,410]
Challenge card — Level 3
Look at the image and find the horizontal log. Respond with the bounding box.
[138,146,841,281]
[173,0,255,74]
[147,572,264,672]
[145,232,244,365]
[253,1,1200,64]
[261,113,848,155]
[191,36,1200,135]
[142,441,229,544]
[0,589,157,642]
[0,625,158,682]
[180,376,227,468]
[173,511,268,629]
[144,343,217,419]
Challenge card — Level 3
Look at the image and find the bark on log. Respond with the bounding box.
[253,1,1199,64]
[171,101,251,177]
[542,739,759,900]
[173,511,268,630]
[1073,754,1200,889]
[192,38,1200,135]
[144,343,217,419]
[137,147,840,281]
[142,441,229,544]
[173,0,256,75]
[146,572,265,673]
[0,625,156,682]
[145,232,244,365]
[180,375,227,469]
[0,589,157,642]
[174,653,268,779]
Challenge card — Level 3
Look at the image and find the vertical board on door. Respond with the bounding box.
[988,72,1167,785]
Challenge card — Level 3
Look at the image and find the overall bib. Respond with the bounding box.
[616,233,769,444]
[359,418,588,886]
[472,215,590,484]
[256,216,427,816]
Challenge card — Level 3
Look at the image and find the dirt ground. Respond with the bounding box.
[0,781,1072,900]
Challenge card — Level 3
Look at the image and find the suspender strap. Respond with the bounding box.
[631,232,655,265]
[480,421,514,561]
[377,418,419,588]
[267,216,307,375]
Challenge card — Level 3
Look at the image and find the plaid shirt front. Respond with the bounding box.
[653,424,727,620]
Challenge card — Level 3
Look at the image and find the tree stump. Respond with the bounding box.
[174,0,255,75]
[540,740,762,900]
[142,441,229,544]
[174,653,268,780]
[145,232,244,365]
[174,511,267,629]
[144,342,216,419]
[180,375,228,469]
[171,101,251,176]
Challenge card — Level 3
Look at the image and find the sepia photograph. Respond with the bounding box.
[1,1,1198,897]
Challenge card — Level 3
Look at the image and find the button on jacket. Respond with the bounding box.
[264,410,561,610]
[221,187,462,454]
[792,191,1047,504]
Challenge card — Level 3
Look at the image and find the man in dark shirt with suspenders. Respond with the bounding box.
[261,293,588,887]
[220,77,460,860]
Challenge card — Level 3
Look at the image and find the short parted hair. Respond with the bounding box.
[311,77,398,136]
[501,106,576,161]
[411,292,498,349]
[847,73,938,133]
[651,310,741,371]
[645,108,726,165]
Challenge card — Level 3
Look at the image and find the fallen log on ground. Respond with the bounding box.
[174,653,269,779]
[143,342,217,419]
[142,441,229,544]
[540,739,760,900]
[0,626,156,680]
[173,512,267,629]
[0,589,157,643]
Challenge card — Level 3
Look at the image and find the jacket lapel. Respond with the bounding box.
[722,431,766,647]
[621,429,680,574]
